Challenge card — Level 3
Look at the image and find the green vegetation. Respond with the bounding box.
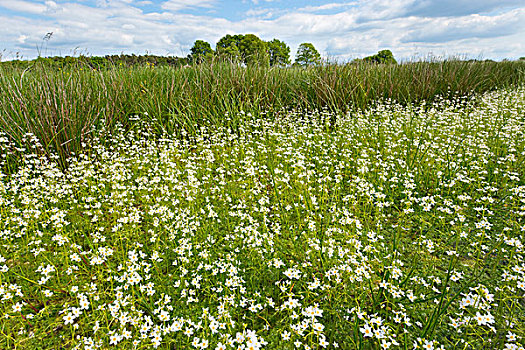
[294,43,321,67]
[215,34,242,61]
[1,86,524,349]
[267,39,291,67]
[189,40,215,64]
[0,54,188,70]
[0,58,523,166]
[361,50,398,65]
[1,31,525,349]
[213,34,272,66]
[196,34,290,66]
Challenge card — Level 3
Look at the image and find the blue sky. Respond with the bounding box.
[1,0,524,61]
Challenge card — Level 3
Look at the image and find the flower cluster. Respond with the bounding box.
[1,87,525,349]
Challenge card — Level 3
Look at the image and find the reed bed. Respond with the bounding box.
[0,59,523,163]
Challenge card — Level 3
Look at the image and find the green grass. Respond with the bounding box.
[0,86,524,349]
[1,59,524,165]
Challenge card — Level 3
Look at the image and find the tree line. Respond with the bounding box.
[0,54,189,70]
[0,33,399,69]
[189,34,397,66]
[189,34,318,66]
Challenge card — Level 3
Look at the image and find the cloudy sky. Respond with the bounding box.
[0,0,524,61]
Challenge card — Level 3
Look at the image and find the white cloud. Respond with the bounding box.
[0,0,523,61]
[401,9,525,43]
[0,0,46,14]
[120,33,134,45]
[299,2,356,13]
[16,34,28,43]
[161,0,215,12]
[251,0,275,5]
[402,0,524,17]
[245,7,275,18]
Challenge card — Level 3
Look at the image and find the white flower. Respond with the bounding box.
[507,331,517,342]
[423,340,434,350]
[63,313,75,325]
[109,333,120,345]
[12,302,23,313]
[360,324,373,338]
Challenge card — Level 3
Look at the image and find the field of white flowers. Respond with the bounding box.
[1,87,524,349]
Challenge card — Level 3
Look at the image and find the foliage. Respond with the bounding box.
[216,34,243,62]
[0,54,188,70]
[215,34,269,66]
[189,40,215,64]
[295,43,321,66]
[361,49,398,64]
[239,34,269,66]
[267,39,291,67]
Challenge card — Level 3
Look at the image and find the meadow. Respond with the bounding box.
[0,59,523,164]
[0,61,525,349]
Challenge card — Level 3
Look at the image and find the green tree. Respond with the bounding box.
[363,49,397,64]
[267,39,290,66]
[189,40,214,64]
[295,43,321,66]
[216,34,243,62]
[239,34,268,66]
[216,34,270,66]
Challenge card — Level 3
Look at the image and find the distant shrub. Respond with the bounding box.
[0,54,188,70]
[357,49,398,64]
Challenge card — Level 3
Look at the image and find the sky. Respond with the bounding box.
[0,0,524,61]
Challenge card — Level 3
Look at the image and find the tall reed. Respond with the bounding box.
[0,59,523,164]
